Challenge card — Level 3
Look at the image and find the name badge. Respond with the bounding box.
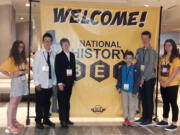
[140,65,145,71]
[20,75,26,82]
[42,66,49,73]
[160,64,170,77]
[67,69,72,76]
[124,84,129,90]
[162,67,167,73]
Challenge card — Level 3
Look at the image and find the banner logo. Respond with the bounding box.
[91,105,106,114]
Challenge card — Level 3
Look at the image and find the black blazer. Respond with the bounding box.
[55,51,76,84]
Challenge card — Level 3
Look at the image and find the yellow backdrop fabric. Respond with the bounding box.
[40,1,160,117]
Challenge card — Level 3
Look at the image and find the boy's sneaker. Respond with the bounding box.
[13,120,24,128]
[156,120,168,127]
[140,121,153,127]
[123,119,129,126]
[5,125,22,134]
[164,124,177,132]
[134,118,144,124]
[128,121,135,126]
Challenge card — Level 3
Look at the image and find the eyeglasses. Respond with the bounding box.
[44,40,52,43]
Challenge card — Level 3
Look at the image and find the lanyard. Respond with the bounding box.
[142,48,146,64]
[125,66,131,83]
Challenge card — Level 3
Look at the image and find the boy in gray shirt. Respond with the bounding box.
[135,31,157,126]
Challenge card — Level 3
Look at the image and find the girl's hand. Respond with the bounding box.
[0,69,13,78]
[20,70,29,75]
[117,88,121,94]
[160,81,163,86]
[24,70,29,74]
[12,71,23,78]
[9,73,14,78]
[160,81,168,88]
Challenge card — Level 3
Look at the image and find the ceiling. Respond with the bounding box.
[1,0,180,33]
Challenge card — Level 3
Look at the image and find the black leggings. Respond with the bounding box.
[160,85,179,122]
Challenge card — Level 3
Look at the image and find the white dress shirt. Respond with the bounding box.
[64,51,70,61]
[33,48,56,89]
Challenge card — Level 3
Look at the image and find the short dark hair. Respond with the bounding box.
[141,31,151,38]
[60,38,70,46]
[43,33,53,41]
[124,50,134,59]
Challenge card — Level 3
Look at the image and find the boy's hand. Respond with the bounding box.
[52,85,56,90]
[35,84,41,91]
[58,84,64,91]
[132,94,137,98]
[73,81,75,87]
[140,79,144,85]
[117,88,121,94]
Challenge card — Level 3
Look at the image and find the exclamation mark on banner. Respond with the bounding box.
[139,12,147,28]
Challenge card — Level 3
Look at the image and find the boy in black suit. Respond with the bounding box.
[55,38,76,128]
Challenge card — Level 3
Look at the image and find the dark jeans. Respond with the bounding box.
[35,88,52,123]
[58,81,73,122]
[160,85,179,122]
[140,78,156,122]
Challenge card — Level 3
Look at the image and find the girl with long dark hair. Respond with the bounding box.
[0,40,29,134]
[156,39,180,131]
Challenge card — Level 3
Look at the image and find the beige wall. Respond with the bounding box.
[0,5,16,65]
[16,22,29,56]
[16,15,41,55]
[31,15,41,52]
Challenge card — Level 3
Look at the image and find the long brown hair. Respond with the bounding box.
[9,40,27,66]
[163,39,180,63]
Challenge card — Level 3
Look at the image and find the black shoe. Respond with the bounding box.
[134,118,145,125]
[66,120,74,125]
[61,121,69,128]
[43,119,55,128]
[164,124,177,132]
[140,121,153,127]
[156,120,168,127]
[36,123,44,129]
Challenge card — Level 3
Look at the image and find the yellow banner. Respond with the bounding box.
[40,1,160,117]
